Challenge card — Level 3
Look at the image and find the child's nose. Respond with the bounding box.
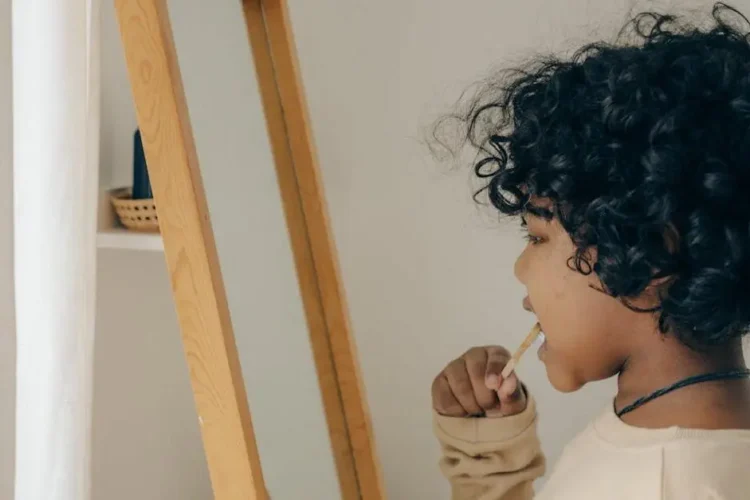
[514,250,528,285]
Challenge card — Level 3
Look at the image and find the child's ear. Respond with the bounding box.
[642,276,673,308]
[637,263,677,312]
[645,223,681,304]
[625,284,664,313]
[630,226,680,311]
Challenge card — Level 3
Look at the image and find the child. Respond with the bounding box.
[431,3,750,499]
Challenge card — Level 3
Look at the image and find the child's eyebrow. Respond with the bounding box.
[523,203,554,220]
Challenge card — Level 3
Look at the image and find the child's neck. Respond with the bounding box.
[615,335,750,429]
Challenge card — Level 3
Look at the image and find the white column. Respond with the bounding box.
[12,1,100,499]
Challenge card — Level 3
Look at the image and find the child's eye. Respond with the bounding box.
[521,225,544,245]
[524,233,544,245]
[520,218,545,245]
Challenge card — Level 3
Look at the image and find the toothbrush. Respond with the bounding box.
[501,323,543,379]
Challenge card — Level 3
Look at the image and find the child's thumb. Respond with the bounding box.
[486,373,526,417]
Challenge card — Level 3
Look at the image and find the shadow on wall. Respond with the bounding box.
[1,0,15,497]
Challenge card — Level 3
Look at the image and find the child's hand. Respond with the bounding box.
[432,346,527,418]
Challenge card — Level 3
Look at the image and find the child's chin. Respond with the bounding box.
[545,365,585,393]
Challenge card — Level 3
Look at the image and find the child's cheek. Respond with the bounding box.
[544,267,600,347]
[531,262,575,342]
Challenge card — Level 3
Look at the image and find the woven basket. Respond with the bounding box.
[110,188,160,233]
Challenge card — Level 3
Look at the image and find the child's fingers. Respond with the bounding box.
[431,374,464,417]
[433,345,525,418]
[484,346,511,390]
[499,372,518,399]
[464,348,500,411]
[497,373,526,416]
[444,358,483,416]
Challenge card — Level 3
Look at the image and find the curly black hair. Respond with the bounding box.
[444,3,750,348]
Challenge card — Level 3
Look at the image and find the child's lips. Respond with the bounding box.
[522,297,534,312]
[523,297,547,359]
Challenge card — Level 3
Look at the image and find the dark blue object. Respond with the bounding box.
[132,128,153,200]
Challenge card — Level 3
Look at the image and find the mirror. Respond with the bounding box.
[114,0,750,499]
[169,0,342,498]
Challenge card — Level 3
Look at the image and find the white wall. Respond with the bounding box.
[0,0,15,498]
[92,252,210,500]
[287,0,750,498]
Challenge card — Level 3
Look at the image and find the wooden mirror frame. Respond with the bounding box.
[113,1,385,498]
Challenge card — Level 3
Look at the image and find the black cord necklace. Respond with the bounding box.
[615,369,750,417]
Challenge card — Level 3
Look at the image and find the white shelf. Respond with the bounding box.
[97,187,163,252]
[97,227,163,252]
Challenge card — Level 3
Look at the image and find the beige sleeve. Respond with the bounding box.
[433,395,545,500]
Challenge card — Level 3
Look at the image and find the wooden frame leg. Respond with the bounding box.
[116,0,385,498]
[114,1,268,499]
[242,1,385,499]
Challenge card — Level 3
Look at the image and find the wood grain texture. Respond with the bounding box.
[242,1,386,498]
[241,1,359,498]
[114,1,268,498]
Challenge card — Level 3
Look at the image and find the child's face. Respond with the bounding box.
[514,202,649,392]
